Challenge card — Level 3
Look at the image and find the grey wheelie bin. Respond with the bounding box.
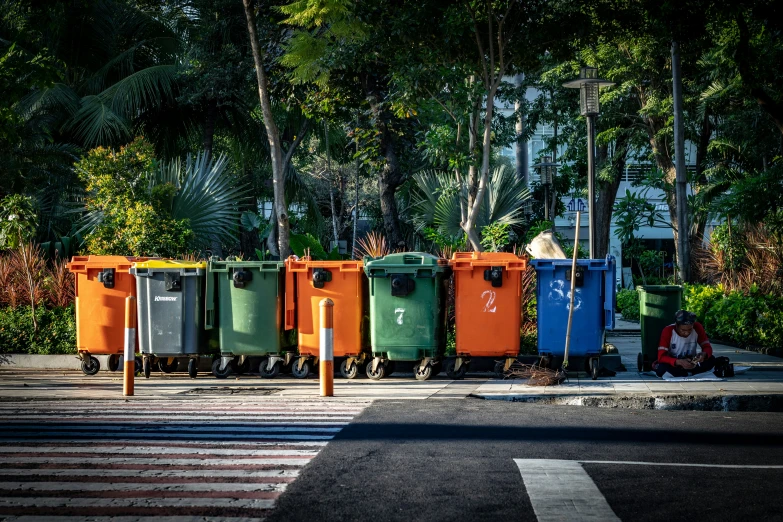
[130,260,215,379]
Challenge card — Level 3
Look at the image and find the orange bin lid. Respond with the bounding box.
[449,251,528,271]
[286,256,363,272]
[66,256,155,274]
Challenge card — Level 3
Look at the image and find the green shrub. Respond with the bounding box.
[0,305,76,354]
[683,284,725,328]
[520,330,537,355]
[616,288,640,321]
[682,284,783,350]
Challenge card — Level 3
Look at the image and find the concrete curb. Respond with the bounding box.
[0,354,215,372]
[470,393,783,412]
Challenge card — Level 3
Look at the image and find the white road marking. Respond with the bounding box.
[0,517,261,522]
[0,439,328,447]
[0,469,299,478]
[0,446,319,456]
[514,459,621,522]
[0,482,288,492]
[0,432,334,440]
[0,425,343,433]
[579,460,783,469]
[0,497,277,509]
[0,457,313,466]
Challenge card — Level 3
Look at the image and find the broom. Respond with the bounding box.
[562,210,581,375]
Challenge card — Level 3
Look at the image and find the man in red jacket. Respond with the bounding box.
[653,310,716,377]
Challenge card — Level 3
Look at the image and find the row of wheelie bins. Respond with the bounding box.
[67,252,616,380]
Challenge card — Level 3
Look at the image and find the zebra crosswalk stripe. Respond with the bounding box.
[0,398,371,520]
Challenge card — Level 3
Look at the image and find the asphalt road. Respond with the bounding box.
[267,399,783,522]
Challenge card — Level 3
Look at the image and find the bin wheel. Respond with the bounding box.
[235,358,251,375]
[340,359,359,379]
[366,362,385,380]
[637,352,645,372]
[493,361,505,379]
[291,359,311,379]
[590,358,599,380]
[81,356,100,376]
[212,359,233,379]
[107,354,120,372]
[142,357,151,379]
[259,358,281,379]
[158,357,179,373]
[445,359,467,380]
[134,356,143,376]
[187,358,198,379]
[414,362,433,381]
[538,357,551,369]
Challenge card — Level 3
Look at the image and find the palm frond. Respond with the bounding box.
[156,152,249,248]
[64,95,131,146]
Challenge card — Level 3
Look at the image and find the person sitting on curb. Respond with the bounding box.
[653,309,716,378]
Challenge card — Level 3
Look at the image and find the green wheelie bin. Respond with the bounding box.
[637,285,683,371]
[205,258,294,379]
[363,252,450,381]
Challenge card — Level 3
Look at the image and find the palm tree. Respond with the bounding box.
[410,165,531,247]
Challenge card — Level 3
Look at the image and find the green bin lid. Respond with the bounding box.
[636,285,682,293]
[208,259,284,272]
[364,252,449,274]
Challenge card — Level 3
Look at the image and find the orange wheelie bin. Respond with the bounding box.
[67,256,150,375]
[449,251,528,379]
[285,257,368,379]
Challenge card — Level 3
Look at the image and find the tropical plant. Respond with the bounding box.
[153,152,248,249]
[354,231,390,259]
[480,222,511,252]
[410,165,531,244]
[0,194,37,249]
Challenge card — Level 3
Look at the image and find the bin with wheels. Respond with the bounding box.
[130,260,214,379]
[205,259,294,379]
[450,251,528,379]
[364,252,450,380]
[285,257,368,379]
[67,256,151,375]
[637,285,682,372]
[531,255,616,379]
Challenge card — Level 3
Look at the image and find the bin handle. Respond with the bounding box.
[205,270,215,330]
[603,254,616,331]
[284,262,296,331]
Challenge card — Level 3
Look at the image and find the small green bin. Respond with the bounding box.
[364,252,450,364]
[206,259,291,377]
[637,285,683,371]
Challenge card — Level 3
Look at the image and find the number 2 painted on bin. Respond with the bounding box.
[481,290,497,313]
[395,308,405,325]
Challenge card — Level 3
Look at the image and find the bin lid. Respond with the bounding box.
[530,256,614,271]
[286,256,363,272]
[67,256,154,274]
[637,285,683,293]
[132,260,206,270]
[449,251,528,270]
[209,259,284,272]
[364,252,449,274]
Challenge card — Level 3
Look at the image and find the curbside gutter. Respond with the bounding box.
[470,393,783,412]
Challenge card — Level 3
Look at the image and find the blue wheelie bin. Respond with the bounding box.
[531,255,616,378]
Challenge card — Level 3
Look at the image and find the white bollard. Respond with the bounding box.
[319,298,334,397]
[123,296,136,396]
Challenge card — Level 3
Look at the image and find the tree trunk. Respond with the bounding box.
[369,96,406,250]
[203,97,218,162]
[672,40,691,281]
[550,113,558,229]
[462,83,499,252]
[514,74,528,185]
[691,108,712,250]
[595,136,628,259]
[242,0,290,258]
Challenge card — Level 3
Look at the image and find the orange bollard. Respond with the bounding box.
[319,298,334,397]
[123,296,136,396]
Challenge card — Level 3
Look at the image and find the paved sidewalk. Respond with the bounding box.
[472,332,783,410]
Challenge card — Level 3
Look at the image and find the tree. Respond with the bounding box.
[242,0,312,258]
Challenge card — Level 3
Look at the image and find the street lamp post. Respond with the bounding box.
[532,156,558,221]
[563,66,614,259]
